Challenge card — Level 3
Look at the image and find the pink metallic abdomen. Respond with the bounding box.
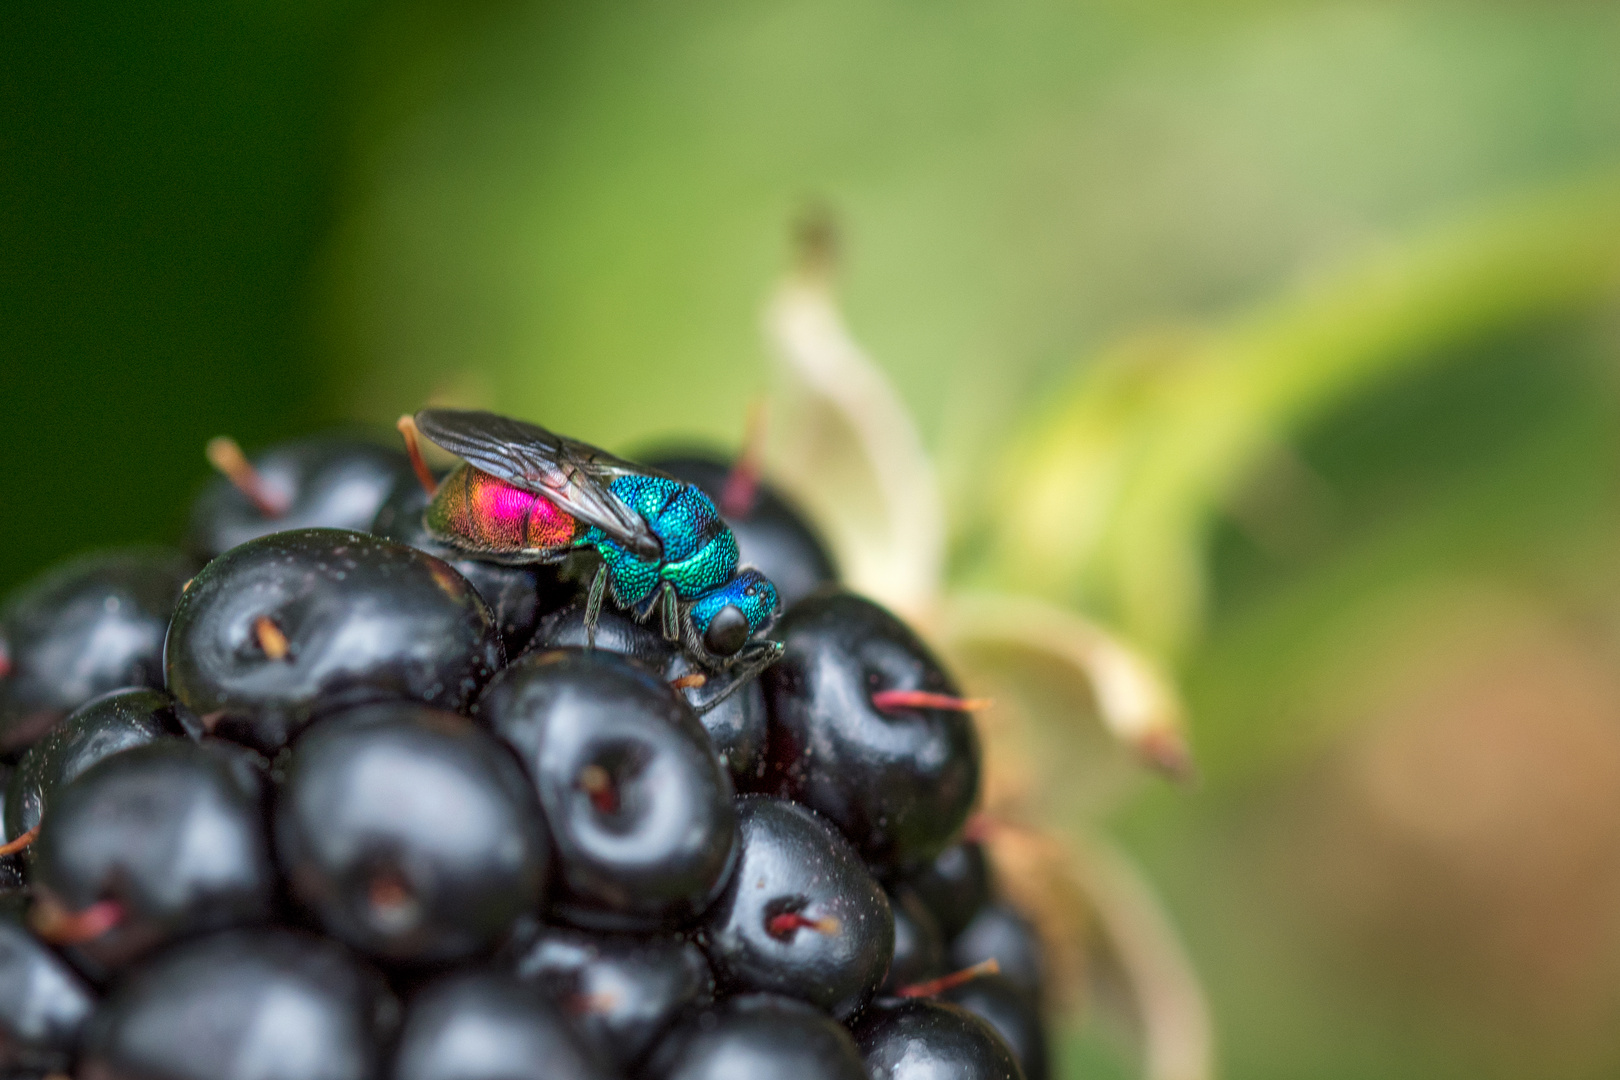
[426,465,580,553]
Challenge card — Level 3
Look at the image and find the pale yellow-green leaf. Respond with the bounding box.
[989,174,1620,657]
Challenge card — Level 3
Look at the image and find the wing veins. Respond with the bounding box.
[414,409,662,559]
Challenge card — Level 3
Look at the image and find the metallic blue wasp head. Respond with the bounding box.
[689,569,779,658]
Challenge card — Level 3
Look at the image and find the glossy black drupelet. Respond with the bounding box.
[80,929,396,1080]
[166,529,504,751]
[31,740,275,977]
[188,436,416,561]
[696,796,892,1019]
[533,600,768,785]
[392,970,612,1080]
[853,998,1025,1080]
[645,453,838,610]
[763,591,981,871]
[372,481,574,657]
[5,687,181,844]
[882,884,948,994]
[479,649,738,932]
[943,974,1049,1080]
[0,548,190,756]
[511,925,712,1071]
[0,915,97,1075]
[906,840,994,940]
[647,993,868,1080]
[949,902,1045,1006]
[531,599,672,668]
[275,703,549,965]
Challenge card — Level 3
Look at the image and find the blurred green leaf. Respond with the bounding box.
[325,0,1620,474]
[986,174,1620,657]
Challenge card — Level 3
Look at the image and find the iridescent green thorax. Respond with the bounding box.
[590,476,740,611]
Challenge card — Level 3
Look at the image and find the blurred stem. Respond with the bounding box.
[992,825,1215,1080]
[986,173,1620,659]
[1083,835,1214,1080]
[765,221,948,619]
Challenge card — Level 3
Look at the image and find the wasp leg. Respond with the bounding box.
[691,639,784,714]
[584,563,608,649]
[661,581,680,642]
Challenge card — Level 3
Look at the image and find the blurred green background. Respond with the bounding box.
[8,1,1620,1077]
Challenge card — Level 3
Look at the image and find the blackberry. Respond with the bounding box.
[0,763,19,891]
[0,418,1055,1080]
[905,840,994,940]
[948,903,1045,1007]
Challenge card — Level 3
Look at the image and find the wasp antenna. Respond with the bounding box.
[896,958,1001,999]
[720,399,768,518]
[206,436,289,517]
[396,415,439,497]
[0,823,39,857]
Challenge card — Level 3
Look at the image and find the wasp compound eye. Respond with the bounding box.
[703,606,750,657]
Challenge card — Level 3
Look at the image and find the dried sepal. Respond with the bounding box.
[1075,836,1213,1080]
[939,592,1192,780]
[975,819,1092,1012]
[762,213,945,620]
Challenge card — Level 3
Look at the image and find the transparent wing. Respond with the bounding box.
[414,408,663,559]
